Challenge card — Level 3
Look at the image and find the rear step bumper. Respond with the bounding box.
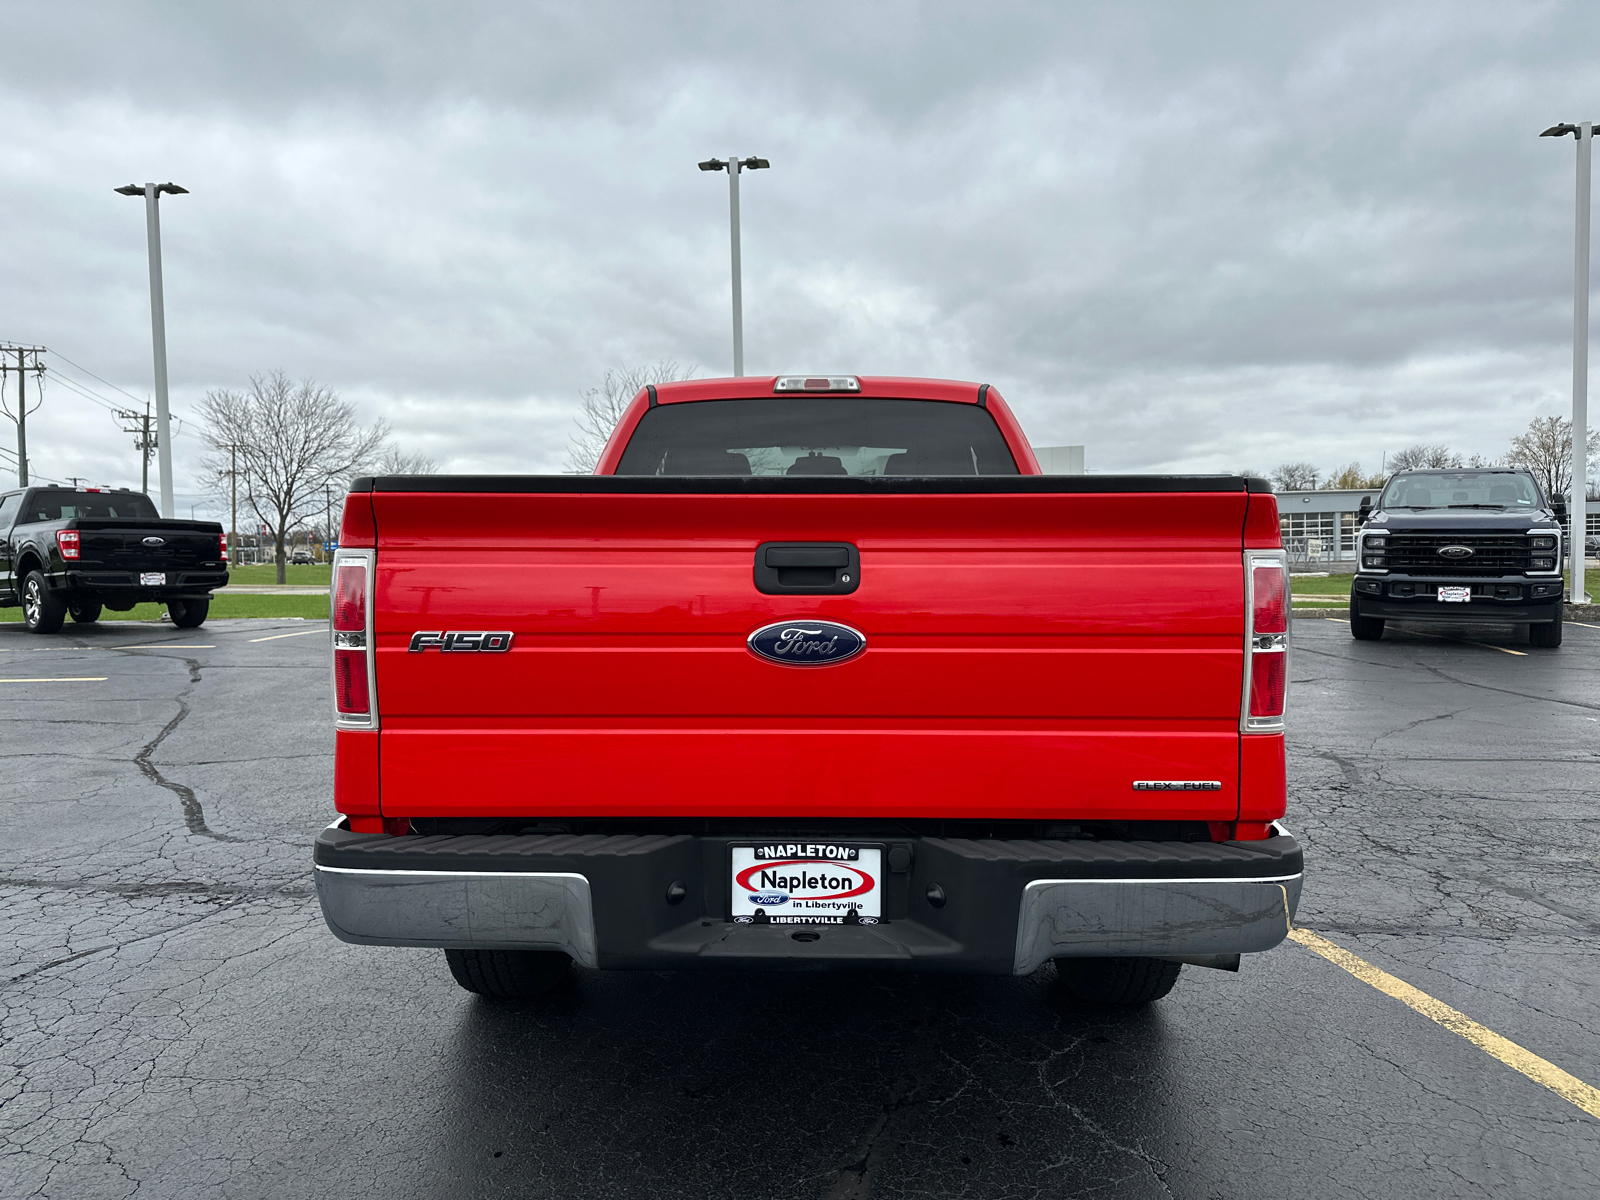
[313,821,1303,974]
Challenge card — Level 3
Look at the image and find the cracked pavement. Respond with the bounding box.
[2,616,1598,1198]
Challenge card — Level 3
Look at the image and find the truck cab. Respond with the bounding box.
[1349,468,1566,646]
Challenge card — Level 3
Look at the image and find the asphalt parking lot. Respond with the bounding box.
[2,616,1599,1199]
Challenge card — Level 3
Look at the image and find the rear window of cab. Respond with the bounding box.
[615,397,1020,476]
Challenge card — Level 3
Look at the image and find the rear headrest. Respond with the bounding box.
[786,454,847,476]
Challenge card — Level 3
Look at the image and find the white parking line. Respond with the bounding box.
[249,628,327,642]
[0,677,107,683]
[118,644,215,650]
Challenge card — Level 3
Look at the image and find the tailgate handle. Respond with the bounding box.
[754,542,860,595]
[764,547,848,568]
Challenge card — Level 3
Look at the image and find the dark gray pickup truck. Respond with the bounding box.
[1350,467,1567,647]
[0,486,228,632]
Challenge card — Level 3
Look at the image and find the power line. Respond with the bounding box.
[41,346,146,406]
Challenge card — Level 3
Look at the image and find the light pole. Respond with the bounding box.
[698,155,769,376]
[115,181,188,518]
[1541,123,1594,603]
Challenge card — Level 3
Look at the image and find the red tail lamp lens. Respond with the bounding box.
[1252,565,1287,634]
[333,563,367,631]
[334,650,370,713]
[56,530,81,560]
[1249,652,1286,718]
[219,532,229,561]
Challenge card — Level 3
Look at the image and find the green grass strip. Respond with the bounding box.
[1,593,329,623]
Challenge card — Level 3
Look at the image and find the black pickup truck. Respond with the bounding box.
[1350,467,1567,647]
[0,486,228,633]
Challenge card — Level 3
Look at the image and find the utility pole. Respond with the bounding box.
[115,401,156,494]
[116,181,188,518]
[230,444,239,566]
[1542,122,1595,603]
[697,155,770,376]
[0,346,46,486]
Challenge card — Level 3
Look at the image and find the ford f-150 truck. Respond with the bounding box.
[313,375,1301,1007]
[1349,467,1567,646]
[0,486,228,632]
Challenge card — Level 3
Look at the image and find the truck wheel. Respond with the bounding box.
[444,948,571,998]
[21,571,66,634]
[1528,613,1563,648]
[69,600,103,624]
[1055,956,1182,1006]
[1349,598,1384,641]
[167,598,210,628]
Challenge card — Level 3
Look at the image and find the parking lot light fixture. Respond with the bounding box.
[698,155,769,377]
[115,181,188,518]
[1540,123,1593,603]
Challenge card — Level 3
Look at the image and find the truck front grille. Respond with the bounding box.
[1378,533,1545,576]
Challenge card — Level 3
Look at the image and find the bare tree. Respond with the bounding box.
[1270,462,1321,491]
[1387,443,1461,471]
[198,372,388,584]
[374,446,439,475]
[564,361,698,473]
[1322,462,1388,490]
[1504,415,1599,501]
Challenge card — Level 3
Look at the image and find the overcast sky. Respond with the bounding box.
[1,0,1596,510]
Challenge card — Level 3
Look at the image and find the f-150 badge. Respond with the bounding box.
[747,620,865,666]
[408,631,513,652]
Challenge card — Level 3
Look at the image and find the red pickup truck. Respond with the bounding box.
[314,375,1300,1007]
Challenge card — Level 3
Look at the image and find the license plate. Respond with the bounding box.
[140,572,165,586]
[1438,586,1471,603]
[730,844,882,924]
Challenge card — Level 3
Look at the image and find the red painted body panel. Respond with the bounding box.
[370,489,1251,822]
[333,728,380,815]
[1243,493,1282,549]
[1239,731,1287,822]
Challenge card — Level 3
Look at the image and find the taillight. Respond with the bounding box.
[1243,554,1288,731]
[219,532,229,561]
[56,530,81,560]
[332,556,376,727]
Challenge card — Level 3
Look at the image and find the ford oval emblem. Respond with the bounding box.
[747,620,865,667]
[749,891,788,906]
[1438,545,1474,559]
[142,536,165,547]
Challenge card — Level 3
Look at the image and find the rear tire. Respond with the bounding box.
[69,600,103,624]
[1349,597,1385,641]
[21,571,66,634]
[444,948,572,998]
[1055,956,1182,1006]
[1528,613,1563,648]
[167,598,210,628]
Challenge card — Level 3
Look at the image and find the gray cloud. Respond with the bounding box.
[1,0,1595,507]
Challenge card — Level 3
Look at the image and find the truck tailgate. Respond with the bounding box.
[372,489,1247,821]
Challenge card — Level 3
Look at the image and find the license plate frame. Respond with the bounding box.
[140,572,166,586]
[1437,586,1471,603]
[729,843,883,925]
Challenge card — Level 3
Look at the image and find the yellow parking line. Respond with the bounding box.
[1290,927,1600,1121]
[0,677,108,683]
[249,628,327,643]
